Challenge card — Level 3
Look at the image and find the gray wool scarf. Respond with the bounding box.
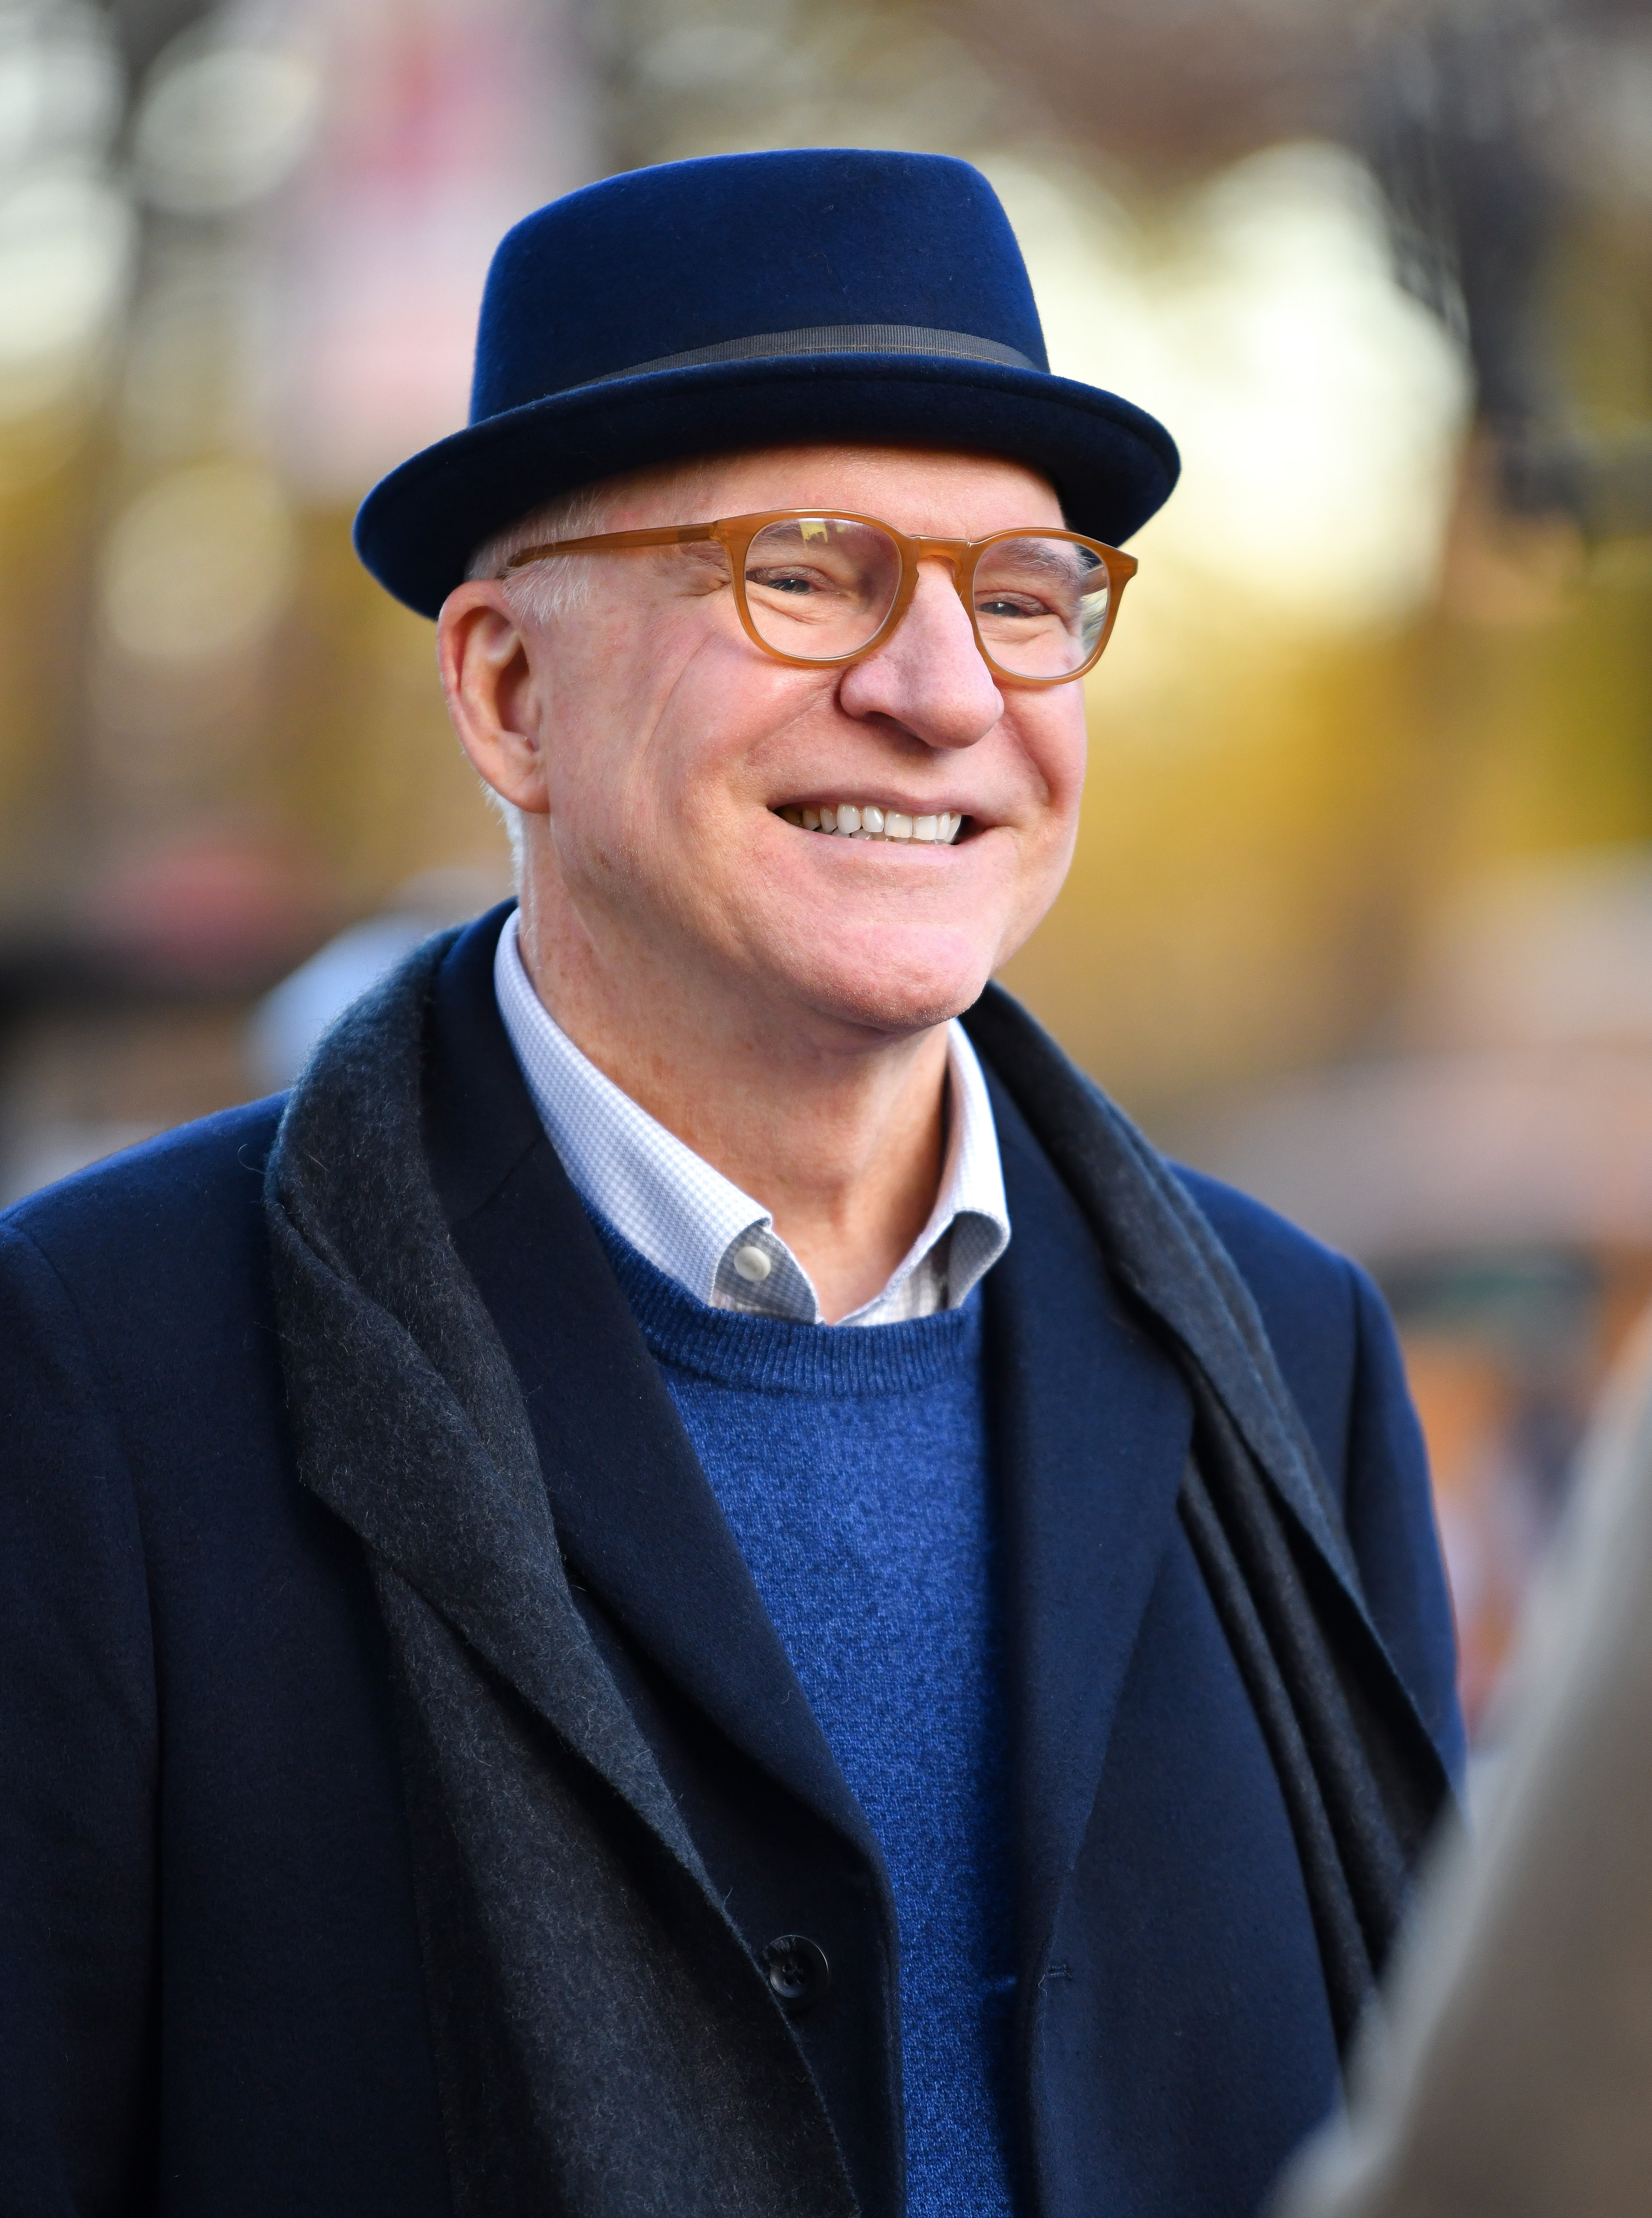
[264,931,1450,2217]
[264,931,859,2218]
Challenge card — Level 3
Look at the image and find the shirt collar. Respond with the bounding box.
[494,908,1009,1326]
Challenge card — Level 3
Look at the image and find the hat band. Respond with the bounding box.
[591,323,1038,383]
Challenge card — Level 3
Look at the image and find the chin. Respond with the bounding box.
[787,925,997,1040]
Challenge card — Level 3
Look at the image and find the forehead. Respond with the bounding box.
[597,444,1065,538]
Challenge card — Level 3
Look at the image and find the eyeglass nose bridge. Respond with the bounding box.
[903,534,973,569]
[870,534,982,658]
[717,517,1039,676]
[912,539,1037,689]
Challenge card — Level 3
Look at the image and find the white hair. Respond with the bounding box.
[467,480,624,619]
[462,460,719,875]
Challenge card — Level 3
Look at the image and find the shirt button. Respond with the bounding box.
[760,1933,832,2013]
[733,1243,772,1284]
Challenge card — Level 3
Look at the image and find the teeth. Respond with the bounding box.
[774,802,967,843]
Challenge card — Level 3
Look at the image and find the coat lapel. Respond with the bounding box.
[265,919,705,1876]
[984,1072,1195,1974]
[423,914,878,1861]
[965,988,1374,1647]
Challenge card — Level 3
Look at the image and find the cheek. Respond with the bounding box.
[1006,702,1087,917]
[1039,697,1090,807]
[545,625,788,885]
[541,608,695,813]
[1005,697,1088,846]
[633,645,823,821]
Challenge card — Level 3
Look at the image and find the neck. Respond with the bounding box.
[515,882,950,1324]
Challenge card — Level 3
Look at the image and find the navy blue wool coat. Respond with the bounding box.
[0,913,1462,2218]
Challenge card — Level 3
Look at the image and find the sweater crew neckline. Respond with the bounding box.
[591,1211,984,1397]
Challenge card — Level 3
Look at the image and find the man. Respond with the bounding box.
[0,150,1461,2218]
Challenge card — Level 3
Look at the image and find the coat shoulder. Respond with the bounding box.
[1,1099,289,1412]
[1172,1161,1360,1325]
[2,1097,286,1291]
[1171,1162,1463,1777]
[1169,1163,1366,1463]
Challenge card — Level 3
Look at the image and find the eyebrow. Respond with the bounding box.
[987,540,1089,580]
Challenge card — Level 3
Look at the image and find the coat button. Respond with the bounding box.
[760,1933,832,2013]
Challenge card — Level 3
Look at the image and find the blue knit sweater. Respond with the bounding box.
[592,1220,1016,2217]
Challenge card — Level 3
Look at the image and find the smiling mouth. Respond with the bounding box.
[771,803,967,844]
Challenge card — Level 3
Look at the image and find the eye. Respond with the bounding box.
[976,592,1049,620]
[748,566,826,596]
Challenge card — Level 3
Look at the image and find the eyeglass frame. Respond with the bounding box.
[498,509,1139,687]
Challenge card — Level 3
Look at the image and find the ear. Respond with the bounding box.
[437,581,550,813]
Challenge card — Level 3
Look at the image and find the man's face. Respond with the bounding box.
[467,444,1090,1044]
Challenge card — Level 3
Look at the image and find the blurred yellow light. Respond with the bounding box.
[98,460,297,663]
[118,274,252,464]
[0,170,133,416]
[984,142,1472,639]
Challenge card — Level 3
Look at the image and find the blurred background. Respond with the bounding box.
[3,0,1651,1740]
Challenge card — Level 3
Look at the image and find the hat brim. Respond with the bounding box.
[353,352,1180,620]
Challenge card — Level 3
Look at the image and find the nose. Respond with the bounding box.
[834,558,1003,751]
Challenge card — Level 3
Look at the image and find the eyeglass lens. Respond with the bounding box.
[740,517,1111,678]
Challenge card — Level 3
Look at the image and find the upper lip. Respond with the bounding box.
[780,796,976,818]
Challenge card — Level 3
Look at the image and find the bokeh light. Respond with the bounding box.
[992,141,1473,634]
[98,459,296,661]
[132,42,321,216]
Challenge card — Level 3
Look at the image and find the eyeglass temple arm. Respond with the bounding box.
[498,523,717,576]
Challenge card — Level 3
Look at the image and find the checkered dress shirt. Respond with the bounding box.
[494,910,1010,1326]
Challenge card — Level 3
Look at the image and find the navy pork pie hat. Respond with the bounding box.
[353,147,1180,618]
